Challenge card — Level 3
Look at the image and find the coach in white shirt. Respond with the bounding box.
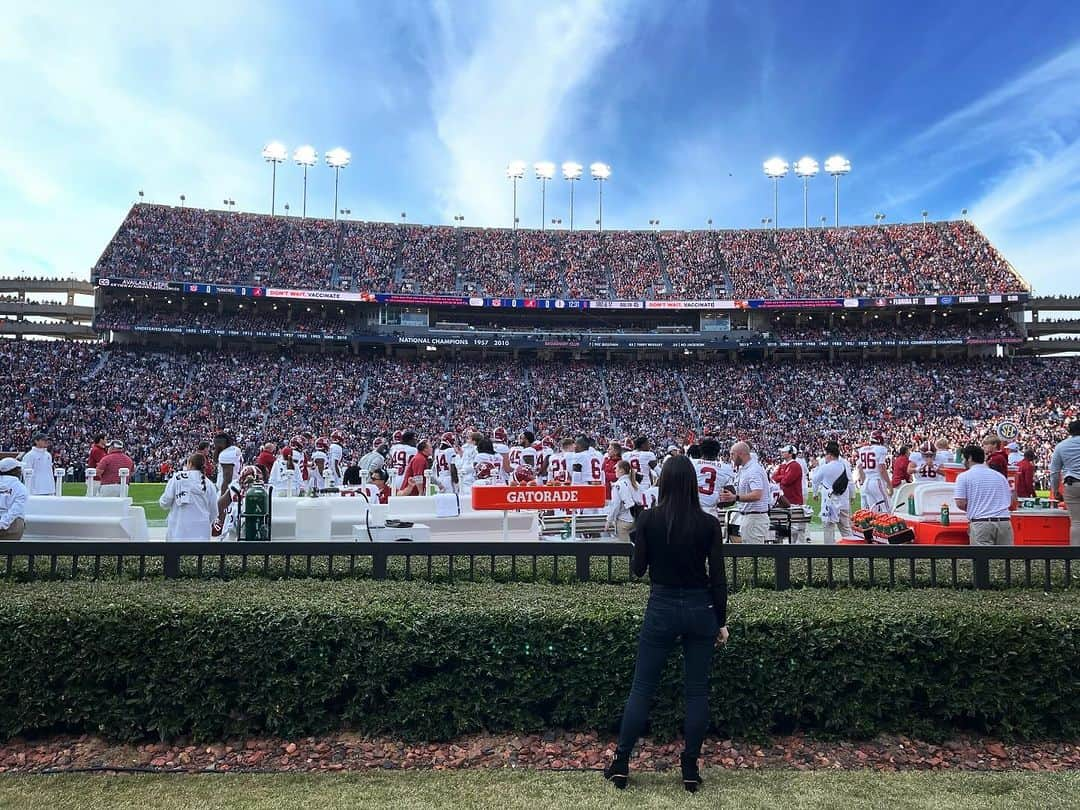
[955,445,1014,546]
[719,442,770,544]
[811,441,853,544]
[22,434,56,496]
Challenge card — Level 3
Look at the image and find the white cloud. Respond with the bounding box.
[416,0,639,226]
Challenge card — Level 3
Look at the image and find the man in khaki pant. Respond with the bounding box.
[954,445,1013,546]
[1050,421,1080,546]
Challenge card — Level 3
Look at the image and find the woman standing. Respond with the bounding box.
[605,460,639,541]
[158,453,219,541]
[605,454,728,793]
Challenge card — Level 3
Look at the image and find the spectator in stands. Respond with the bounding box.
[0,458,28,540]
[1016,450,1037,498]
[96,440,135,496]
[22,433,56,496]
[955,445,1014,546]
[608,454,726,793]
[1049,421,1080,546]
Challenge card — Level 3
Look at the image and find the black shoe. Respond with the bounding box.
[680,753,703,793]
[603,755,629,790]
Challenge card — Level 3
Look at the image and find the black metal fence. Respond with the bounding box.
[0,540,1077,590]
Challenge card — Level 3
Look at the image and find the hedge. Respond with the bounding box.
[0,580,1077,742]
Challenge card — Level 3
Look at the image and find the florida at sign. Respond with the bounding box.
[471,485,607,511]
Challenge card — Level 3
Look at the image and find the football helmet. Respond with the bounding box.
[871,430,885,444]
[289,435,305,451]
[511,465,536,485]
[474,461,496,480]
[330,430,345,444]
[315,436,330,451]
[392,429,404,444]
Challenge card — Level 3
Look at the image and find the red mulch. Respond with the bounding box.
[0,731,1076,774]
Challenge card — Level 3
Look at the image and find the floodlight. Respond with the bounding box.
[763,158,789,178]
[824,155,851,176]
[562,161,583,180]
[506,160,526,179]
[794,156,819,178]
[326,148,351,169]
[262,141,287,163]
[590,162,611,180]
[293,145,317,167]
[534,161,555,180]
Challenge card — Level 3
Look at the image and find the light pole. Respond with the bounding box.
[293,145,317,219]
[874,212,886,227]
[820,216,827,229]
[760,217,772,229]
[507,160,526,230]
[649,218,661,231]
[562,161,583,232]
[550,218,562,229]
[535,162,555,231]
[179,194,186,208]
[284,203,290,216]
[400,212,407,225]
[453,214,464,228]
[137,189,144,204]
[824,155,851,226]
[763,158,788,229]
[961,208,968,220]
[339,208,351,219]
[590,162,610,232]
[922,210,929,227]
[261,141,287,215]
[793,157,819,230]
[325,148,351,222]
[707,218,713,230]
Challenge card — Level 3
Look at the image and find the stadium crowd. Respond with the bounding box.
[93,204,1029,300]
[3,341,1074,487]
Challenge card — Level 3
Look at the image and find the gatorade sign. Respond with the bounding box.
[471,485,607,511]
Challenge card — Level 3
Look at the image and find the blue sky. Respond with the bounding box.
[2,1,1079,293]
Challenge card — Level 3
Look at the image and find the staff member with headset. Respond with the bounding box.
[718,441,770,544]
[955,445,1014,546]
[605,455,727,794]
[1050,420,1080,546]
[0,458,28,540]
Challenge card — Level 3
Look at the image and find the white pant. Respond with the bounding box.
[739,512,771,544]
[98,484,124,497]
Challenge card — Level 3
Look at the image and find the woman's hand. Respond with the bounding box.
[716,626,729,646]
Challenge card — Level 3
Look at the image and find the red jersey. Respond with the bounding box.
[891,454,911,488]
[401,452,429,494]
[255,450,275,471]
[1015,459,1036,498]
[88,445,106,469]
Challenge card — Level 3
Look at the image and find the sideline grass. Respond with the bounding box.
[0,770,1076,810]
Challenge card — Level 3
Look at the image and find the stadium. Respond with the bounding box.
[3,3,1080,807]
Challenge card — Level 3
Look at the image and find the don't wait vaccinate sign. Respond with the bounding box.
[471,485,607,511]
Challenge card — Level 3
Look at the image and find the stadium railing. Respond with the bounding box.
[0,540,1077,591]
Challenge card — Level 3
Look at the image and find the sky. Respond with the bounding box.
[2,1,1080,294]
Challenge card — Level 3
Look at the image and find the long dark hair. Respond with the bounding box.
[654,454,708,544]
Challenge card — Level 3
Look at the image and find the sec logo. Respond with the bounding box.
[996,421,1019,440]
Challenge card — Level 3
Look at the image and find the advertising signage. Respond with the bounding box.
[96,278,1030,311]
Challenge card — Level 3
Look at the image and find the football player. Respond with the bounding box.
[328,430,346,487]
[388,430,418,492]
[434,432,459,493]
[855,429,892,513]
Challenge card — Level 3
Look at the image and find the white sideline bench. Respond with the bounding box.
[539,513,609,538]
[23,496,150,542]
[269,496,388,541]
[387,495,538,541]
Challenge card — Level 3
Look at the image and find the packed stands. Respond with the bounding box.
[94,204,1028,300]
[4,340,1073,480]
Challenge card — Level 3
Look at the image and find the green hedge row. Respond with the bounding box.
[0,580,1077,742]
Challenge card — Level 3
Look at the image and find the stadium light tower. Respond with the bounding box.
[922,210,929,227]
[507,160,526,230]
[535,162,555,231]
[762,158,788,229]
[824,155,851,226]
[590,162,611,233]
[562,161,583,231]
[325,148,351,222]
[793,157,819,230]
[293,145,317,219]
[262,141,287,216]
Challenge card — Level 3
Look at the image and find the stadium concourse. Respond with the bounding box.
[93,204,1025,299]
[5,337,1077,483]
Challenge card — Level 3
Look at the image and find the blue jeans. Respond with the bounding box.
[616,586,719,758]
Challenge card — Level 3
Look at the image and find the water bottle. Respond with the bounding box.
[940,503,950,526]
[907,494,916,515]
[561,517,572,539]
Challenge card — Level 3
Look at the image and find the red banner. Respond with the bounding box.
[471,485,607,511]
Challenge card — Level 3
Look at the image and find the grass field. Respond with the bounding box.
[0,770,1076,810]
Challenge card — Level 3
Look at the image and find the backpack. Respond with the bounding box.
[831,468,849,497]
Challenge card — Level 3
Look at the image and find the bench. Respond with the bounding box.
[539,513,610,538]
[24,496,150,542]
[269,495,388,541]
[387,495,538,541]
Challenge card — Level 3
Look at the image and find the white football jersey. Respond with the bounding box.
[328,443,344,484]
[216,445,243,491]
[573,448,605,484]
[548,451,572,483]
[624,450,658,487]
[388,443,417,478]
[435,447,457,483]
[694,459,733,510]
[855,444,889,490]
[310,449,328,490]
